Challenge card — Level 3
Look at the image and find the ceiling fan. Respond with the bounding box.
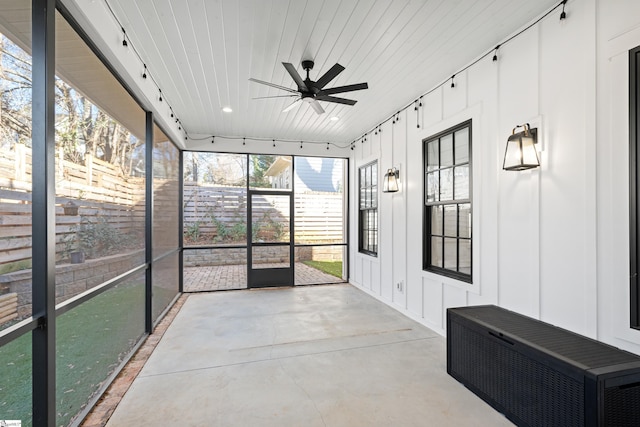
[249,60,368,115]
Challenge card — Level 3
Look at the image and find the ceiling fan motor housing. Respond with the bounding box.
[301,60,315,71]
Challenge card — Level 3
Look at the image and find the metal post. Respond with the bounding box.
[145,112,153,332]
[178,149,184,293]
[32,0,56,424]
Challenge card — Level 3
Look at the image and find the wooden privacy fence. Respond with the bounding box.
[0,145,145,267]
[184,182,345,244]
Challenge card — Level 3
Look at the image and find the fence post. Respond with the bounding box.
[85,153,93,185]
[57,146,64,180]
[14,142,26,181]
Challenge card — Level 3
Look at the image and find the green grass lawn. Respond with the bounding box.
[0,282,149,427]
[302,260,343,278]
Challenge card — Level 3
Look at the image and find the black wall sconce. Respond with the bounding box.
[383,167,400,193]
[503,123,540,171]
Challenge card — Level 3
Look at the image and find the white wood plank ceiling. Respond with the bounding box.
[108,0,561,146]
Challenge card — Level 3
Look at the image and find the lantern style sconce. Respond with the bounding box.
[383,167,400,193]
[503,123,540,171]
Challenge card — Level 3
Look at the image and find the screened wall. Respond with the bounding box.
[183,153,348,291]
[0,2,182,426]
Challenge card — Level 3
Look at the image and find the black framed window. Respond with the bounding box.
[424,120,472,282]
[359,161,378,256]
[630,45,640,329]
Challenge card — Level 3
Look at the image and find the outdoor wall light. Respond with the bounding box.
[383,167,400,193]
[503,123,540,171]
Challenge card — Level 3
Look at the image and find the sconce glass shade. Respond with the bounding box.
[383,167,400,193]
[503,124,539,171]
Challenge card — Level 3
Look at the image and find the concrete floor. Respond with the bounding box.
[106,284,512,426]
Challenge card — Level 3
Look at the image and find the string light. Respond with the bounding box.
[105,0,567,150]
[211,137,214,144]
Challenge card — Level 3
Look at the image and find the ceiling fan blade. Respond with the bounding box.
[315,95,357,106]
[314,63,345,89]
[309,99,325,114]
[249,77,297,93]
[252,94,299,100]
[282,99,301,112]
[282,62,308,91]
[319,82,368,95]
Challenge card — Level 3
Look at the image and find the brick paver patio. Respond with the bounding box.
[184,262,345,291]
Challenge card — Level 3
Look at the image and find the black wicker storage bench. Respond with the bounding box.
[447,305,640,426]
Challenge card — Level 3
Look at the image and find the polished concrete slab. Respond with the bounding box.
[106,284,512,426]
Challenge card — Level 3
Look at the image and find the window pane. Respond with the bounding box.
[444,237,457,270]
[56,273,145,427]
[427,140,439,171]
[431,206,443,236]
[371,185,377,208]
[252,246,290,268]
[0,333,32,425]
[250,155,291,190]
[426,172,439,202]
[54,10,146,306]
[455,127,469,164]
[372,163,378,188]
[365,165,371,187]
[183,152,247,247]
[0,16,33,331]
[454,165,469,200]
[252,194,290,244]
[459,239,471,275]
[153,126,180,258]
[295,245,346,285]
[431,237,443,268]
[152,252,179,322]
[440,168,454,201]
[294,158,345,245]
[441,135,453,167]
[183,248,247,292]
[444,205,457,237]
[458,239,471,274]
[459,204,471,238]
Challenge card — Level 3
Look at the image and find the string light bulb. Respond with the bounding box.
[560,0,567,20]
[158,89,163,102]
[492,45,500,62]
[121,27,127,47]
[211,137,214,144]
[451,75,456,88]
[142,64,147,79]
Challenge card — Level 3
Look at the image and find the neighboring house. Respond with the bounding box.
[265,156,343,192]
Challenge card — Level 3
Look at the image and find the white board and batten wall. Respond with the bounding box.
[349,0,640,356]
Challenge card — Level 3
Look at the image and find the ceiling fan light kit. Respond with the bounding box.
[250,60,368,115]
